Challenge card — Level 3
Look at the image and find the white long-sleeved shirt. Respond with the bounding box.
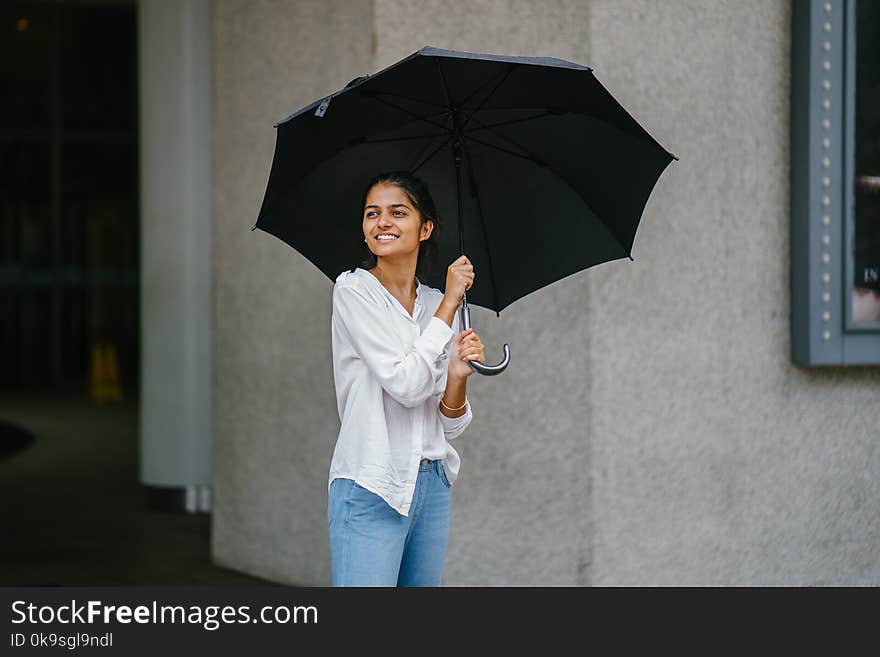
[328,266,473,517]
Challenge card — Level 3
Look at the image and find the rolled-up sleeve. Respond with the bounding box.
[332,282,454,408]
[438,396,472,440]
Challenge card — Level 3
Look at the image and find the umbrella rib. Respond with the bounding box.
[464,134,534,163]
[362,132,450,144]
[465,124,630,254]
[461,137,502,319]
[355,108,451,144]
[464,111,555,132]
[468,105,678,160]
[469,106,555,112]
[460,63,518,131]
[365,90,447,109]
[469,115,554,163]
[459,67,515,110]
[434,57,453,109]
[410,135,453,174]
[434,56,511,117]
[361,92,450,132]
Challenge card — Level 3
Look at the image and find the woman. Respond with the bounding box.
[327,170,485,586]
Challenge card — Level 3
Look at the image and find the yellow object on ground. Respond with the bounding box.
[89,343,122,403]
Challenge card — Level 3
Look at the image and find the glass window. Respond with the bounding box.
[851,0,880,323]
[0,4,138,388]
[790,0,880,365]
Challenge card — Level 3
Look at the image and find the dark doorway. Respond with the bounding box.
[0,2,139,396]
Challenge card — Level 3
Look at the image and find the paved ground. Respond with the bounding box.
[0,388,276,586]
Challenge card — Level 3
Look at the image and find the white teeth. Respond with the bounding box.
[376,235,398,240]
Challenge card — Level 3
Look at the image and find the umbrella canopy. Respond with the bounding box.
[254,45,677,374]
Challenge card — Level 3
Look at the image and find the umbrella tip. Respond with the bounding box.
[345,75,368,89]
[628,254,634,261]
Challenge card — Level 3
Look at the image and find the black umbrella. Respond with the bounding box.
[254,45,677,376]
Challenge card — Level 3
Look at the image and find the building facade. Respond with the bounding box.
[154,0,878,585]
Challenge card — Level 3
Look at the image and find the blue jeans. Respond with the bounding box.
[328,458,451,586]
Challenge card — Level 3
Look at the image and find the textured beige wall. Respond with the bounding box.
[212,0,372,584]
[212,0,880,586]
[589,0,880,584]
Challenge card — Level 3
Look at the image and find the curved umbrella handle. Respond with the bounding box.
[458,294,510,376]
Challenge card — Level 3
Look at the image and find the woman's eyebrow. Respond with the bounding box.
[365,203,409,210]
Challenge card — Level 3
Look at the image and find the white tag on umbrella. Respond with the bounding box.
[315,97,331,117]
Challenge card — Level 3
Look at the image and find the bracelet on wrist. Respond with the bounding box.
[440,396,467,412]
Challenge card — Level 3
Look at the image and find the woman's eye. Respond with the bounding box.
[365,210,404,218]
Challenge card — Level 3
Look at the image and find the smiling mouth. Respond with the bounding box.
[375,235,400,241]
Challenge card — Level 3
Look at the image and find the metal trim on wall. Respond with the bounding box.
[791,0,880,365]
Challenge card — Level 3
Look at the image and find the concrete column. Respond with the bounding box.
[138,0,213,512]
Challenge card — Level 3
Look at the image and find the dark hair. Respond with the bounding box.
[357,171,442,282]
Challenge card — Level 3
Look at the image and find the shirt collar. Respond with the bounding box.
[357,267,424,319]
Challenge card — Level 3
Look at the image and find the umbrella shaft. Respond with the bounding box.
[458,295,471,332]
[451,110,469,333]
[453,135,465,258]
[451,126,470,332]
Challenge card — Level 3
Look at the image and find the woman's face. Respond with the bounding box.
[363,183,432,258]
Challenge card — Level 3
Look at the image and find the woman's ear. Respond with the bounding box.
[421,219,434,241]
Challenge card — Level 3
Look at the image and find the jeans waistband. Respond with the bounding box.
[419,457,440,471]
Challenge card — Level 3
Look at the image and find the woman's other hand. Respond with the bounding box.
[448,327,485,379]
